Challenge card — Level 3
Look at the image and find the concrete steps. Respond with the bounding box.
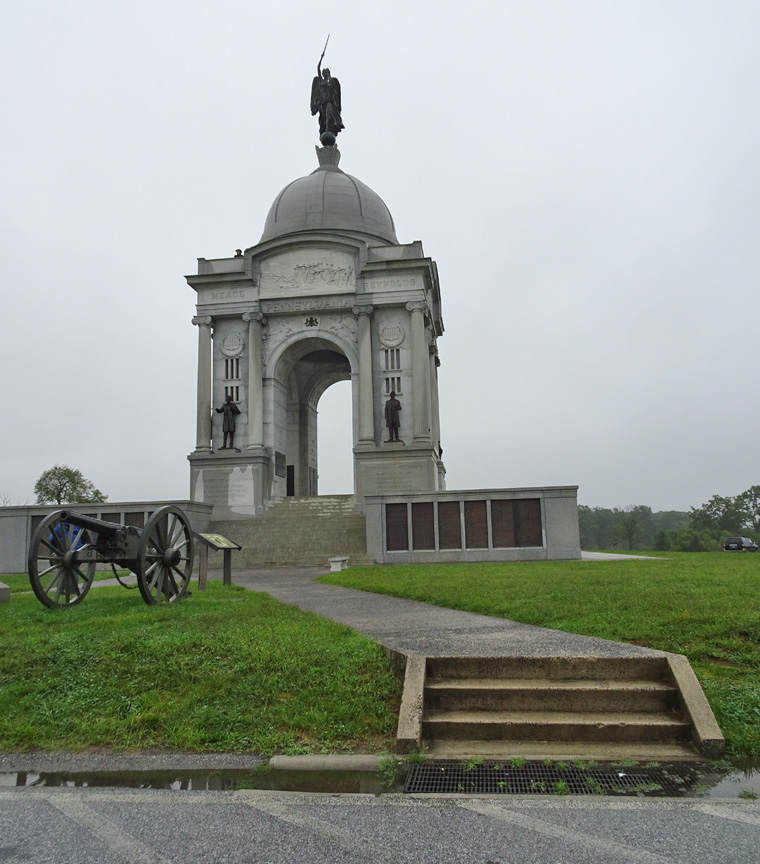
[425,678,679,714]
[414,655,720,760]
[423,710,690,743]
[209,495,371,567]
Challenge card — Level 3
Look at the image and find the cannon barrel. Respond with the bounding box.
[58,510,133,537]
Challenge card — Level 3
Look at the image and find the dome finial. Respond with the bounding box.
[316,143,341,167]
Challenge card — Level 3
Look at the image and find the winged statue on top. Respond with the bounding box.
[311,37,344,142]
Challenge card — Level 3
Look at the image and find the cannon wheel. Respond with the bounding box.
[28,510,96,608]
[136,506,194,605]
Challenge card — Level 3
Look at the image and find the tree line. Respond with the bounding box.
[579,485,760,551]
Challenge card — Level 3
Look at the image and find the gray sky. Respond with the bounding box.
[2,0,759,512]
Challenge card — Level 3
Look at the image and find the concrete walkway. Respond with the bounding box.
[231,565,667,661]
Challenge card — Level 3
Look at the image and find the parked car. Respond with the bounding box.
[723,536,759,552]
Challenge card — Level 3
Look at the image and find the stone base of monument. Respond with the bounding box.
[189,448,270,520]
[210,495,373,567]
[354,441,444,500]
[0,581,9,604]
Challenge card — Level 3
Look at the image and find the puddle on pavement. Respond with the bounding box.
[0,768,389,795]
[1,759,758,798]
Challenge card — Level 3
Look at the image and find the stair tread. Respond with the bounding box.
[425,710,688,726]
[422,741,701,760]
[426,678,675,692]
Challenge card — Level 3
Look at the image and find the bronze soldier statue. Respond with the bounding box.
[385,391,402,442]
[215,394,241,449]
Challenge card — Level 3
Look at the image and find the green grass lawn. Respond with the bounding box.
[1,570,117,593]
[0,582,400,755]
[320,553,760,757]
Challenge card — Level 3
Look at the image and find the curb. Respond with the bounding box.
[269,754,386,771]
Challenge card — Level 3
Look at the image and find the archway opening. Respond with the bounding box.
[317,379,354,495]
[277,345,352,497]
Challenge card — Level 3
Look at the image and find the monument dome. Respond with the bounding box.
[260,152,398,245]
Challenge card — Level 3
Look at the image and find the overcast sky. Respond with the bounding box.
[2,0,758,512]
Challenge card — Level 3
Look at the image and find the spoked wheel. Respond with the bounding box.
[28,510,96,608]
[136,506,194,605]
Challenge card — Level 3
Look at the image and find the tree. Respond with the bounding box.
[616,506,648,550]
[738,485,760,532]
[689,492,755,536]
[34,465,107,505]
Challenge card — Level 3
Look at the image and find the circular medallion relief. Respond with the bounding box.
[379,323,405,348]
[221,333,245,357]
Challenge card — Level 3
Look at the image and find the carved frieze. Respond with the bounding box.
[198,286,253,305]
[261,297,353,314]
[259,249,356,298]
[363,274,419,292]
[262,317,300,363]
[325,314,358,346]
[262,311,359,365]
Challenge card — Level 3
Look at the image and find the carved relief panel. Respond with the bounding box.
[259,248,356,298]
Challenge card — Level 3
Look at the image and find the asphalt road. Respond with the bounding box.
[1,787,759,864]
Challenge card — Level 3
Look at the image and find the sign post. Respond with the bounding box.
[195,533,242,588]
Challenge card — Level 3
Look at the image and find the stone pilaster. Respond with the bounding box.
[243,311,266,449]
[407,301,431,443]
[430,347,441,456]
[353,305,375,443]
[192,315,213,452]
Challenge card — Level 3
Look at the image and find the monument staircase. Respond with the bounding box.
[209,495,372,567]
[413,655,720,760]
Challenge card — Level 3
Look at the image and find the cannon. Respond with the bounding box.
[28,506,195,608]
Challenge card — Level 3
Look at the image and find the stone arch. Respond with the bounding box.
[266,331,359,497]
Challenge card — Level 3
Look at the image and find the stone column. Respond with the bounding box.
[353,305,375,443]
[407,301,431,443]
[243,311,265,449]
[192,315,213,452]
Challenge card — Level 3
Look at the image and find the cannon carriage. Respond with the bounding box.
[28,506,195,608]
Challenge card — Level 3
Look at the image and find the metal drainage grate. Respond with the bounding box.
[403,760,718,797]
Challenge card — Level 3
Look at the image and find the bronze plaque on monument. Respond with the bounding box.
[385,503,409,551]
[412,502,435,550]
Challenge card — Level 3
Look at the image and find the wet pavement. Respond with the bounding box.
[1,785,759,863]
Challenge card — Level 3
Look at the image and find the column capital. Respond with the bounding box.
[242,311,267,324]
[352,305,374,318]
[192,315,212,327]
[405,301,427,313]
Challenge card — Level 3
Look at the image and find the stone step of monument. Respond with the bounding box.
[426,656,669,681]
[422,740,701,761]
[424,678,678,714]
[420,656,705,757]
[209,495,372,567]
[422,710,691,743]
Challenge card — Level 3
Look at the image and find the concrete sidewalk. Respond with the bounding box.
[231,565,667,661]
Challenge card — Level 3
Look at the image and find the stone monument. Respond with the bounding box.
[187,56,446,519]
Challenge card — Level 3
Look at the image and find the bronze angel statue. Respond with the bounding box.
[311,40,344,141]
